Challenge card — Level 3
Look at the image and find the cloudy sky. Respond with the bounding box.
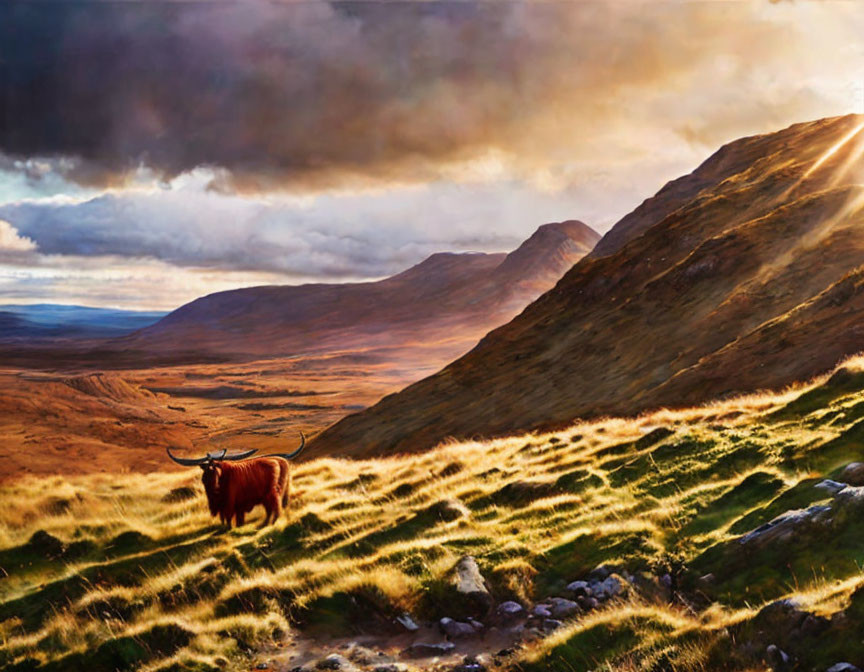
[1,0,863,310]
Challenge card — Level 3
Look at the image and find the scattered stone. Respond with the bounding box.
[373,666,405,672]
[827,664,863,672]
[317,655,350,671]
[543,618,564,632]
[395,614,419,632]
[739,506,832,547]
[587,565,612,581]
[403,642,457,658]
[548,597,580,619]
[452,663,486,672]
[815,479,847,495]
[495,648,516,658]
[439,617,479,639]
[347,646,379,666]
[800,613,830,637]
[833,485,864,505]
[594,576,624,600]
[565,580,592,598]
[497,601,524,620]
[765,645,791,672]
[467,618,484,631]
[578,596,599,611]
[531,605,552,619]
[452,555,493,615]
[840,462,864,486]
[256,664,270,670]
[697,573,716,586]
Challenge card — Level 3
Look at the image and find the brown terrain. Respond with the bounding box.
[310,114,864,458]
[0,222,598,481]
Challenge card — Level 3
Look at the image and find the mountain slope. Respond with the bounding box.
[121,221,599,361]
[311,114,864,457]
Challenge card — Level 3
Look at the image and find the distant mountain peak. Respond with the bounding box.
[533,219,598,241]
[118,220,599,363]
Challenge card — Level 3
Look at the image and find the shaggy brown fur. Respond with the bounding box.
[201,457,294,527]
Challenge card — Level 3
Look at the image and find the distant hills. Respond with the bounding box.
[0,304,165,341]
[310,114,864,458]
[119,221,600,363]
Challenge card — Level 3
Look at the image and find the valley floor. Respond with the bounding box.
[0,343,443,481]
[8,357,864,670]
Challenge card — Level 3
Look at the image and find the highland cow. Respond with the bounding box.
[166,432,305,527]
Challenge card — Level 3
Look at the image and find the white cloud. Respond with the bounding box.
[0,219,37,254]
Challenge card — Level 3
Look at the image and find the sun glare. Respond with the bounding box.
[802,121,864,180]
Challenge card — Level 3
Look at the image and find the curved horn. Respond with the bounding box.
[264,431,306,460]
[166,446,210,466]
[207,448,227,461]
[220,448,259,462]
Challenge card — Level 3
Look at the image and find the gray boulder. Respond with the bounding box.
[565,580,592,598]
[439,617,480,639]
[451,555,493,615]
[578,596,599,611]
[395,614,419,632]
[543,618,564,632]
[594,576,624,600]
[827,665,863,672]
[403,642,457,658]
[497,601,524,620]
[587,565,612,581]
[452,665,486,672]
[840,462,864,486]
[531,604,552,619]
[548,597,580,619]
[815,479,847,495]
[765,645,791,672]
[316,655,352,671]
[452,661,487,672]
[739,505,832,547]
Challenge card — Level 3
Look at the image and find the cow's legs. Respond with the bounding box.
[261,493,280,526]
[235,511,245,527]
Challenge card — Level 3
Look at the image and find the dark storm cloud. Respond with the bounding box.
[0,0,813,193]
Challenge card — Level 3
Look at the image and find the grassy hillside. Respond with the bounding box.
[312,114,864,458]
[8,358,864,670]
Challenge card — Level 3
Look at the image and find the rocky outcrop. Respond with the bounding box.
[451,556,493,616]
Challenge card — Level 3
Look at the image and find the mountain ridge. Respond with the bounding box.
[119,220,600,363]
[309,114,864,458]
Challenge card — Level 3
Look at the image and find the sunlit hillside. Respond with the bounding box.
[314,115,864,459]
[8,356,864,671]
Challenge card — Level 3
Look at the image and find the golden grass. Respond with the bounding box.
[7,358,864,669]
